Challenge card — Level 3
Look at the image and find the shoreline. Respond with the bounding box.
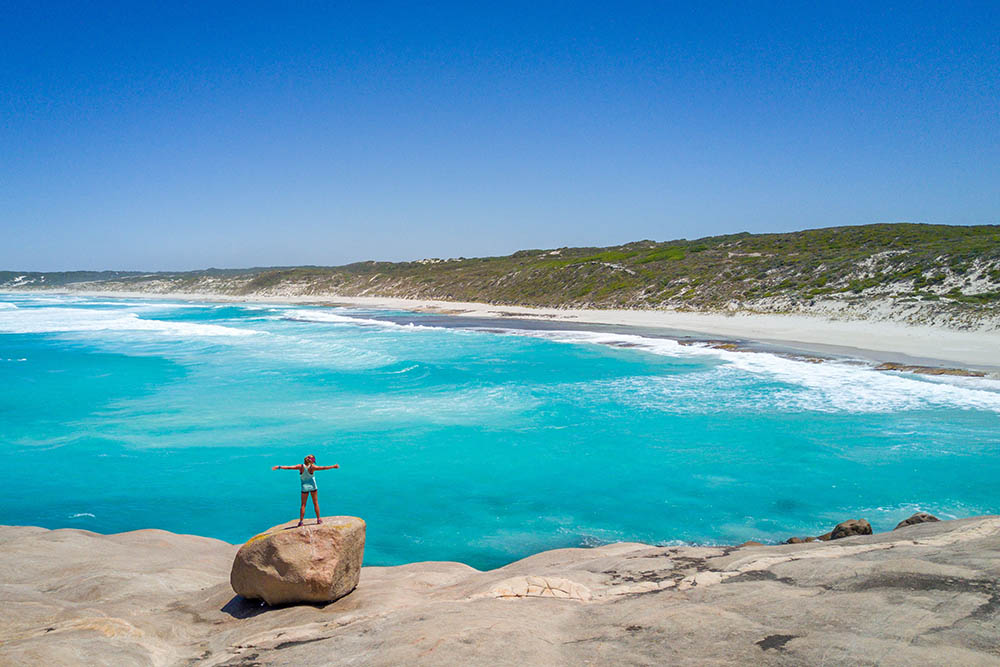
[0,511,986,562]
[15,288,1000,373]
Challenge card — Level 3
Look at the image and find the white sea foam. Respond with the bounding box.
[247,333,398,369]
[79,300,205,309]
[496,327,1000,414]
[6,295,83,305]
[300,384,539,426]
[0,307,258,337]
[487,327,723,360]
[69,512,96,518]
[386,364,420,374]
[0,302,17,310]
[281,308,435,331]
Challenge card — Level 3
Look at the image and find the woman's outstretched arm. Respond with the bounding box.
[313,464,340,470]
[271,464,303,471]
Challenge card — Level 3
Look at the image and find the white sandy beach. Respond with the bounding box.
[47,289,1000,371]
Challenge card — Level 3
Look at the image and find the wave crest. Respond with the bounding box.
[0,307,258,337]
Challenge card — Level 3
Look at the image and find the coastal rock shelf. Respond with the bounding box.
[1,517,999,665]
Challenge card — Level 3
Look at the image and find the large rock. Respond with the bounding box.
[230,516,365,605]
[815,518,873,541]
[829,518,872,540]
[894,512,940,530]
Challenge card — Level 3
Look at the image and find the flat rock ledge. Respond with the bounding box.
[231,516,365,605]
[1,516,999,666]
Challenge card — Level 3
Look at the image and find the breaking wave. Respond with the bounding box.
[0,307,258,337]
[280,308,435,330]
[492,328,1000,414]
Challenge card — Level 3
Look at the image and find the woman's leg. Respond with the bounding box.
[299,492,308,524]
[310,490,321,521]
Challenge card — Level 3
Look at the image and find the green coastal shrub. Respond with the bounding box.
[19,223,1000,316]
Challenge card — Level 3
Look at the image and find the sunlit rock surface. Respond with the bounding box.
[1,516,998,665]
[230,517,365,605]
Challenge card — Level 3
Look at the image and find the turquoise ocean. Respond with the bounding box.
[2,293,998,569]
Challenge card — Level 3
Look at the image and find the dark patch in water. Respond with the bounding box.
[772,498,802,513]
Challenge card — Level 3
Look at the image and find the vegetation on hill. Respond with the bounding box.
[4,224,1000,326]
[0,270,145,287]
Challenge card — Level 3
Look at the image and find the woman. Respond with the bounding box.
[272,454,339,527]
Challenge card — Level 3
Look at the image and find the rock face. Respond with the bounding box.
[788,518,872,543]
[829,518,873,540]
[230,516,365,605]
[2,516,1000,666]
[895,512,940,530]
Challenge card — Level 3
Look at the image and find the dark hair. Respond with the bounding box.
[304,454,316,463]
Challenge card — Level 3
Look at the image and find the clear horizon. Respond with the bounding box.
[1,220,997,274]
[3,3,998,271]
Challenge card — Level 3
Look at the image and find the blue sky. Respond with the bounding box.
[2,2,997,270]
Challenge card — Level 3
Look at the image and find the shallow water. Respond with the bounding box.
[1,293,998,569]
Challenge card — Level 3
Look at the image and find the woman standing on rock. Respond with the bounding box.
[272,455,339,527]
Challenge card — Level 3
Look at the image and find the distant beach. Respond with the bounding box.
[57,289,1000,373]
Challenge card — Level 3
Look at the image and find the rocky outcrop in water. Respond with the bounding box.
[895,511,940,530]
[874,362,986,377]
[823,518,873,540]
[2,516,999,665]
[786,517,874,543]
[230,517,365,605]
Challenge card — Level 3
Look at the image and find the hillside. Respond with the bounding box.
[5,223,1000,329]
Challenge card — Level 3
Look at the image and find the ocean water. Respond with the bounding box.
[1,293,999,569]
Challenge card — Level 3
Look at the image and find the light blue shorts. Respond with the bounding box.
[301,482,317,493]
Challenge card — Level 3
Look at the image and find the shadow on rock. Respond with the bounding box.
[220,595,274,619]
[221,595,333,619]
